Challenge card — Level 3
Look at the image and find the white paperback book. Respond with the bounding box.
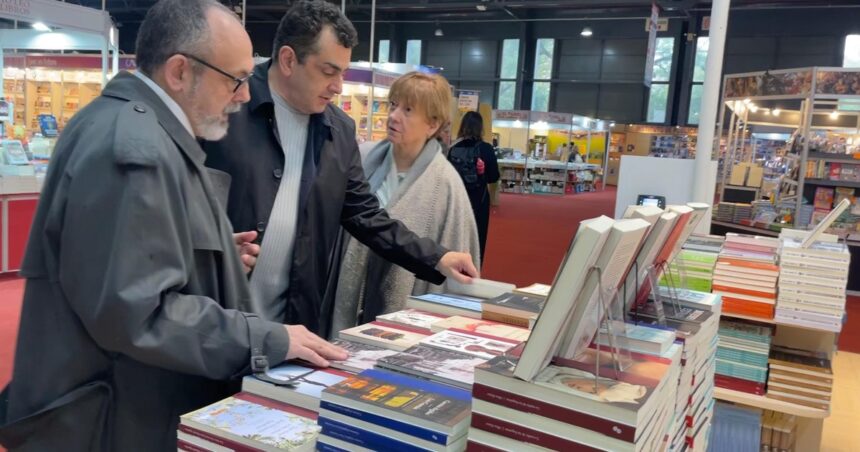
[513,215,614,382]
[622,204,665,227]
[559,218,651,359]
[620,212,679,310]
[447,278,516,299]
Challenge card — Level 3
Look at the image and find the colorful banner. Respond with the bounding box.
[724,70,812,98]
[816,71,860,96]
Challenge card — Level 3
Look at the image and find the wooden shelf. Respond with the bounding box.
[807,151,860,162]
[710,220,781,237]
[714,387,829,419]
[804,178,860,188]
[720,312,840,333]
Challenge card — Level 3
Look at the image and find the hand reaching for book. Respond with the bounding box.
[284,325,348,367]
[437,251,479,284]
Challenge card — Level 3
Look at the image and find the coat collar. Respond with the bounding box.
[248,60,334,131]
[101,71,207,166]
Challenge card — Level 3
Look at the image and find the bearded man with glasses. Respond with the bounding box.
[0,1,346,450]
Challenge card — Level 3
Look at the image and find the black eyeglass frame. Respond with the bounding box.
[179,52,253,93]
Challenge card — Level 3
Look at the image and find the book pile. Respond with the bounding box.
[659,248,718,292]
[715,202,737,222]
[775,238,850,332]
[241,363,353,411]
[468,344,683,452]
[317,369,472,451]
[713,233,780,320]
[481,292,546,328]
[759,410,798,452]
[708,402,763,452]
[178,392,320,452]
[630,300,719,452]
[766,345,833,412]
[733,203,753,224]
[682,235,724,254]
[714,319,773,395]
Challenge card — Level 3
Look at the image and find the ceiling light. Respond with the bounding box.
[743,98,751,105]
[749,104,758,113]
[435,27,443,37]
[32,22,51,32]
[772,108,781,116]
[609,122,616,127]
[830,110,839,119]
[476,4,487,11]
[581,27,593,37]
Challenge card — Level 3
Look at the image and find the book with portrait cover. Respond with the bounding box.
[329,338,400,373]
[376,343,487,389]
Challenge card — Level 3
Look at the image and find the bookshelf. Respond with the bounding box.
[720,311,841,334]
[713,387,828,419]
[497,159,601,195]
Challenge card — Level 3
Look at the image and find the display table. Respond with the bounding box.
[497,158,601,195]
[0,176,41,273]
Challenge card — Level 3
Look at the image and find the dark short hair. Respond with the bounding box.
[457,111,485,141]
[135,0,235,75]
[272,0,358,63]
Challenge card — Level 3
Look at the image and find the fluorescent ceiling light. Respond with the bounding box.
[581,27,593,37]
[435,28,443,37]
[476,4,487,11]
[32,22,51,32]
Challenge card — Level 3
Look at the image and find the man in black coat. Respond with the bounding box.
[0,1,345,450]
[204,0,478,339]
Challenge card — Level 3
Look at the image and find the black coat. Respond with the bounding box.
[203,62,446,338]
[0,72,291,451]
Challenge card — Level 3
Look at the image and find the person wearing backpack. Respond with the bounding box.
[448,111,500,265]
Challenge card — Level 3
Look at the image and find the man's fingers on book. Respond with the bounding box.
[298,346,330,368]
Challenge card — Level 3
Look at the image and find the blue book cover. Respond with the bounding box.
[411,293,482,313]
[319,417,428,452]
[37,114,58,137]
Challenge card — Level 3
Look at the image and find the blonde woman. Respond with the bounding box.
[331,72,480,334]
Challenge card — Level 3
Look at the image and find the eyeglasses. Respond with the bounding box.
[179,53,253,93]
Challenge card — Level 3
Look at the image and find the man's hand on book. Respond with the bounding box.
[284,325,348,367]
[233,231,260,273]
[437,251,479,284]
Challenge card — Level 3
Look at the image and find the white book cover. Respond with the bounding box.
[561,218,652,359]
[514,215,615,381]
[622,204,664,226]
[376,309,448,330]
[621,212,679,310]
[420,329,518,360]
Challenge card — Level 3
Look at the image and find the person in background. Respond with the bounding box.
[448,111,500,264]
[203,0,477,339]
[331,72,480,334]
[0,1,345,450]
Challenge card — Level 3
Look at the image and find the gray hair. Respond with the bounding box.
[135,0,236,75]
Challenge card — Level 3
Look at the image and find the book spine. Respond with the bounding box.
[472,383,636,442]
[176,439,212,452]
[318,417,429,452]
[480,311,530,328]
[177,424,260,452]
[471,413,604,452]
[319,400,449,445]
[466,440,507,452]
[316,441,352,452]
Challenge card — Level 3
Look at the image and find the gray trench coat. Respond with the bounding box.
[0,72,291,451]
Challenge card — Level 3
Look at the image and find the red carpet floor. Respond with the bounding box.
[1,190,859,393]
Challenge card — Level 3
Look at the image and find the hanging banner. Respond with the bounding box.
[724,70,813,99]
[457,90,479,111]
[644,3,659,87]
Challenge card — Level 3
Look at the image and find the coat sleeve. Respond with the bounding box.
[55,149,290,380]
[482,142,500,185]
[339,137,447,285]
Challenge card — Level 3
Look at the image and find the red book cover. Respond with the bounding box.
[814,187,834,209]
[176,439,212,452]
[829,163,842,180]
[472,383,639,443]
[634,211,693,305]
[178,425,264,452]
[371,320,434,336]
[471,412,604,452]
[714,374,766,395]
[467,440,507,452]
[712,284,775,299]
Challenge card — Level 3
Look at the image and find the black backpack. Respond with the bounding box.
[448,143,484,193]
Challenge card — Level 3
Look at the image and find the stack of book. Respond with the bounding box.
[241,363,353,411]
[760,410,798,452]
[714,319,773,395]
[708,402,763,452]
[659,248,718,292]
[733,204,753,223]
[317,369,472,451]
[468,344,682,452]
[766,345,833,411]
[682,235,724,254]
[178,392,320,452]
[775,238,850,332]
[481,292,546,328]
[715,202,737,222]
[713,233,780,320]
[630,300,719,452]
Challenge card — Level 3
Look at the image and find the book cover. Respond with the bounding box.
[514,283,552,297]
[421,329,518,360]
[329,339,400,373]
[180,393,319,451]
[242,363,350,409]
[813,187,834,210]
[322,369,471,429]
[376,309,448,330]
[376,343,487,388]
[410,293,483,311]
[483,293,546,315]
[430,315,531,341]
[339,321,429,351]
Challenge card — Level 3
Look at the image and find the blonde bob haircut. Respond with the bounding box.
[388,71,452,139]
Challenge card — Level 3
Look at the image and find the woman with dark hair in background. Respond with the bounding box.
[448,111,500,265]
